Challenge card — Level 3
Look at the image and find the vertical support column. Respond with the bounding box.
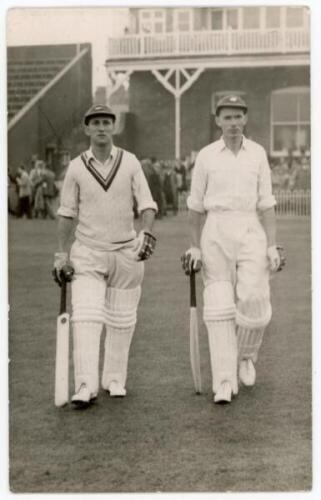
[175,69,181,160]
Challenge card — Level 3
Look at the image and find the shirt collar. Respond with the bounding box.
[87,145,117,163]
[218,135,248,151]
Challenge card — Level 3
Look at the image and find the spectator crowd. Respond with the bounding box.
[270,154,311,191]
[8,151,310,219]
[8,158,59,219]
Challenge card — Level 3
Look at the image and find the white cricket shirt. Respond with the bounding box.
[58,146,157,251]
[187,136,276,214]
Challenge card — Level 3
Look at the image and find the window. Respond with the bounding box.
[243,7,260,29]
[211,9,223,30]
[139,9,165,34]
[286,7,304,28]
[174,9,192,32]
[265,6,281,29]
[210,8,239,30]
[226,9,238,30]
[271,87,310,155]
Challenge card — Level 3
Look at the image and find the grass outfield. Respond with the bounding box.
[8,214,311,493]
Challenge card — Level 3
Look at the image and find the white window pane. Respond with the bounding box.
[142,12,151,19]
[226,9,238,30]
[266,7,281,28]
[155,11,164,19]
[274,125,297,151]
[286,7,303,28]
[273,93,297,122]
[155,22,164,33]
[211,10,223,30]
[179,12,189,22]
[297,126,310,149]
[243,7,260,29]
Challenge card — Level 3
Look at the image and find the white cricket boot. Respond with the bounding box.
[108,380,127,397]
[239,358,256,386]
[71,383,92,407]
[214,381,232,404]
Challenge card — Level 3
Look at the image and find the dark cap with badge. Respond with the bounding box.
[215,95,248,116]
[83,104,116,125]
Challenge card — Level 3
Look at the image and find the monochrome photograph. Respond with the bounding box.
[3,0,319,496]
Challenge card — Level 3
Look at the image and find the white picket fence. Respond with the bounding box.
[274,189,310,216]
[178,190,311,216]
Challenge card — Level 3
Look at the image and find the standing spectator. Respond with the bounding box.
[41,163,58,219]
[149,158,164,219]
[15,165,32,219]
[290,156,311,190]
[163,160,179,215]
[29,159,44,217]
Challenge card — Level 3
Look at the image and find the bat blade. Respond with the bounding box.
[190,306,202,394]
[55,312,70,407]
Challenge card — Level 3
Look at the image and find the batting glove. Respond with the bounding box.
[133,230,157,261]
[181,247,202,275]
[267,245,286,272]
[52,252,74,286]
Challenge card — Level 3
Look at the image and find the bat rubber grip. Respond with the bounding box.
[60,280,67,315]
[190,271,197,308]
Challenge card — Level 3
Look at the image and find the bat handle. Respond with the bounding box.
[59,279,67,315]
[190,270,197,308]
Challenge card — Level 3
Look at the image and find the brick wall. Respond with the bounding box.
[126,65,309,160]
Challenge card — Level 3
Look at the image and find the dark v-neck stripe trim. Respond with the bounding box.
[80,149,123,192]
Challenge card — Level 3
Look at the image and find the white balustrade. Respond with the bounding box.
[107,28,309,59]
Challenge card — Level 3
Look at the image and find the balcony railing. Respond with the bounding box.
[107,28,309,60]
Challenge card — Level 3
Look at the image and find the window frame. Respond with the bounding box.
[173,8,193,32]
[270,87,310,157]
[209,7,240,30]
[139,9,166,34]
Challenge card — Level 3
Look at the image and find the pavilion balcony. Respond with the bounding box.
[107,28,309,60]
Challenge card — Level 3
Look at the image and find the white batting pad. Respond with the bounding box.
[236,295,272,329]
[101,326,135,389]
[71,276,106,323]
[104,286,141,329]
[207,319,238,395]
[203,281,236,322]
[237,327,265,363]
[73,322,102,395]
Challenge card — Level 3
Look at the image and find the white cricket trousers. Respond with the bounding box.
[201,211,272,394]
[69,240,144,396]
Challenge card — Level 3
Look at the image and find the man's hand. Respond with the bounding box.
[52,252,74,286]
[133,230,157,261]
[267,245,286,272]
[181,247,202,275]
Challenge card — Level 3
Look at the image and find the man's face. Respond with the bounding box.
[215,107,248,140]
[85,116,115,145]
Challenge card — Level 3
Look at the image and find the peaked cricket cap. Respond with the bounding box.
[215,95,248,115]
[84,104,116,125]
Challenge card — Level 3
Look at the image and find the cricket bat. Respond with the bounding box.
[54,267,73,407]
[189,270,202,394]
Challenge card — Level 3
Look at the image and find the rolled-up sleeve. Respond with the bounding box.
[132,160,158,213]
[187,153,207,213]
[57,164,79,218]
[257,149,276,212]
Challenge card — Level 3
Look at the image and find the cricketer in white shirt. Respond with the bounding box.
[184,95,282,404]
[53,104,157,406]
